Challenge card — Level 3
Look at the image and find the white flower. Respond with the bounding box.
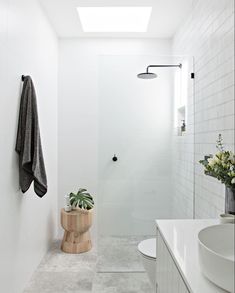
[216,151,223,159]
[229,152,235,164]
[231,178,235,185]
[208,155,221,167]
[207,158,213,166]
[208,158,216,167]
[214,156,221,164]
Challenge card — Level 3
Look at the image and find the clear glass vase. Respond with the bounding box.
[225,186,235,215]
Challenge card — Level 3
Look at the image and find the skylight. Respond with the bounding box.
[77,7,152,32]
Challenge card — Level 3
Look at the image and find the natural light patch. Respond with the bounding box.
[77,7,152,32]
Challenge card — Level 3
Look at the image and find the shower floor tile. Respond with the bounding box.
[37,241,97,273]
[97,235,152,272]
[92,272,154,293]
[24,271,93,292]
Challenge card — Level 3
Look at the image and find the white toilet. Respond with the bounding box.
[138,238,156,288]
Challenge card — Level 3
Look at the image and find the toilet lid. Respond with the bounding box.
[138,238,156,259]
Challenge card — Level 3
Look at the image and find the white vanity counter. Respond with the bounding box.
[156,219,228,293]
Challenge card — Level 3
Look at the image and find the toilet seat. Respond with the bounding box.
[138,238,156,259]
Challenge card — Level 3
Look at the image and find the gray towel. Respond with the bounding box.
[15,76,47,197]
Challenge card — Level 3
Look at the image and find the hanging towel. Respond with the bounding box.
[15,76,47,197]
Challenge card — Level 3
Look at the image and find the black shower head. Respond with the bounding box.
[137,64,182,80]
[137,72,157,79]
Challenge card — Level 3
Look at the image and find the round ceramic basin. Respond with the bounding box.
[198,224,235,292]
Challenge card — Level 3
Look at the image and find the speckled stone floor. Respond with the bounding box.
[24,236,154,293]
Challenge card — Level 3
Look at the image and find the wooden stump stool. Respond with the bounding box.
[61,208,93,254]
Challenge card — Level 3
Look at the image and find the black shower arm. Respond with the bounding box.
[146,64,182,73]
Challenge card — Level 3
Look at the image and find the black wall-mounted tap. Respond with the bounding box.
[112,154,118,162]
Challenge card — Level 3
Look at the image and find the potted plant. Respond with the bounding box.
[199,134,235,215]
[61,188,94,253]
[69,188,94,210]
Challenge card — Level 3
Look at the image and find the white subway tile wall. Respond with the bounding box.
[173,0,234,218]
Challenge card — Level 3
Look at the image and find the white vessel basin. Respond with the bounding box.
[198,224,235,292]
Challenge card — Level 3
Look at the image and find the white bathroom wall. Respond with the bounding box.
[58,39,173,237]
[0,0,58,292]
[173,0,234,218]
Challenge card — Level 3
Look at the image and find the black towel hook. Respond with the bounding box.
[21,75,25,81]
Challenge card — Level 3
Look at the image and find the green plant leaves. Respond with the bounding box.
[77,188,87,194]
[69,189,94,210]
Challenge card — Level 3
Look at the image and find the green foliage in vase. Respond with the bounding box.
[69,188,94,210]
[199,134,235,188]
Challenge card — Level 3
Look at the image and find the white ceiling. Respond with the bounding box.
[39,0,193,38]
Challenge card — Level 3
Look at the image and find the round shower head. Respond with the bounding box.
[137,72,157,79]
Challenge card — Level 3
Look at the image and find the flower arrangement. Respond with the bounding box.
[199,134,235,188]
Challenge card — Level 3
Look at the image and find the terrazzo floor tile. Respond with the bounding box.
[24,271,93,293]
[92,272,154,293]
[37,241,97,273]
[97,235,152,272]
